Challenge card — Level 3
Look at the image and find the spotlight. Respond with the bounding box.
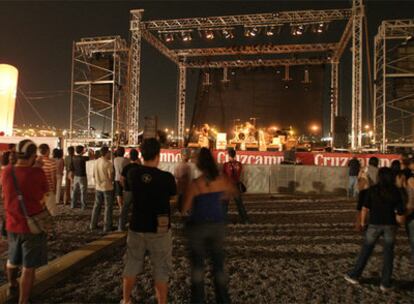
[181,32,192,42]
[244,27,259,37]
[222,28,234,39]
[312,22,327,34]
[164,33,174,43]
[291,24,304,36]
[266,27,275,36]
[205,30,215,40]
[250,27,259,37]
[317,23,324,33]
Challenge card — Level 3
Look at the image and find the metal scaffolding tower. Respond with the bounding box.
[374,19,414,151]
[129,2,363,147]
[351,0,364,150]
[69,36,129,144]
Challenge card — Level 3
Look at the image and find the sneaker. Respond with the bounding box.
[380,285,391,292]
[344,274,359,285]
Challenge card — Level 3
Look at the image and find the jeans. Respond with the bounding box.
[406,219,414,264]
[56,175,63,204]
[71,176,88,209]
[64,172,72,204]
[348,176,358,198]
[348,225,397,287]
[118,191,133,231]
[234,196,249,224]
[90,190,114,232]
[186,223,230,304]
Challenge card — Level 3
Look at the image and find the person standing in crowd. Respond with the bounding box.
[404,160,414,264]
[70,145,89,210]
[181,148,235,304]
[174,148,193,210]
[366,157,380,186]
[53,148,64,205]
[90,146,114,233]
[7,144,17,165]
[1,140,49,304]
[345,167,405,292]
[118,148,141,231]
[122,139,176,304]
[113,147,129,209]
[64,146,75,205]
[348,156,361,198]
[39,144,58,216]
[222,148,249,224]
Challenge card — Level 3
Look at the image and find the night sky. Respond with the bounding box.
[1,0,414,132]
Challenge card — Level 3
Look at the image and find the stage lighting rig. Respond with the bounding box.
[244,26,260,38]
[221,28,235,39]
[181,31,193,42]
[265,25,282,37]
[312,22,329,34]
[204,30,215,40]
[158,31,175,43]
[291,24,305,36]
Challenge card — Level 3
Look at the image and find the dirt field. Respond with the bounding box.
[30,196,414,304]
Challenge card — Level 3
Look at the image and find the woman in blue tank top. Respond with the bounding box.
[181,148,236,304]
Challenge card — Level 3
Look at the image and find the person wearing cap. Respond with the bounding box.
[1,139,49,304]
[174,148,193,210]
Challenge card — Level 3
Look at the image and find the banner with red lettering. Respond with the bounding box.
[158,149,400,167]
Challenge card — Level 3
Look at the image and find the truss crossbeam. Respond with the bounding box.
[185,58,326,68]
[141,30,180,63]
[174,43,338,57]
[141,9,351,31]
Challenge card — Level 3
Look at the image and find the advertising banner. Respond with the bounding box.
[158,149,401,167]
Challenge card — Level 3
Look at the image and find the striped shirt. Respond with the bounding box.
[40,156,56,192]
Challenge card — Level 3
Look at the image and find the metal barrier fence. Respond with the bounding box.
[82,161,348,195]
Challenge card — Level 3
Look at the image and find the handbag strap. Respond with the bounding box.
[10,166,30,218]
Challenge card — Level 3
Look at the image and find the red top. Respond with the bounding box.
[1,165,48,233]
[223,160,243,183]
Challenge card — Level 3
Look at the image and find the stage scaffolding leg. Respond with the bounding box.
[330,62,339,146]
[69,42,75,140]
[128,9,144,145]
[351,0,364,150]
[177,64,187,147]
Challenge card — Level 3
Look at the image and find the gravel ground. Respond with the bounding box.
[0,191,114,284]
[30,196,414,304]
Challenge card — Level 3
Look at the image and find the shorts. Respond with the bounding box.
[114,181,123,197]
[123,230,172,282]
[8,232,48,268]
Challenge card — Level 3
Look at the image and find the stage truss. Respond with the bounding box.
[374,19,414,151]
[129,1,364,148]
[69,36,129,144]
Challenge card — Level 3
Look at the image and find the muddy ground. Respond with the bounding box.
[28,196,414,304]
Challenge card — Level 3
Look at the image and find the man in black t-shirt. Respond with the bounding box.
[118,148,141,231]
[345,168,405,291]
[122,139,176,304]
[70,145,89,209]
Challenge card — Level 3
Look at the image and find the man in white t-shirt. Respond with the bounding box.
[90,146,114,232]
